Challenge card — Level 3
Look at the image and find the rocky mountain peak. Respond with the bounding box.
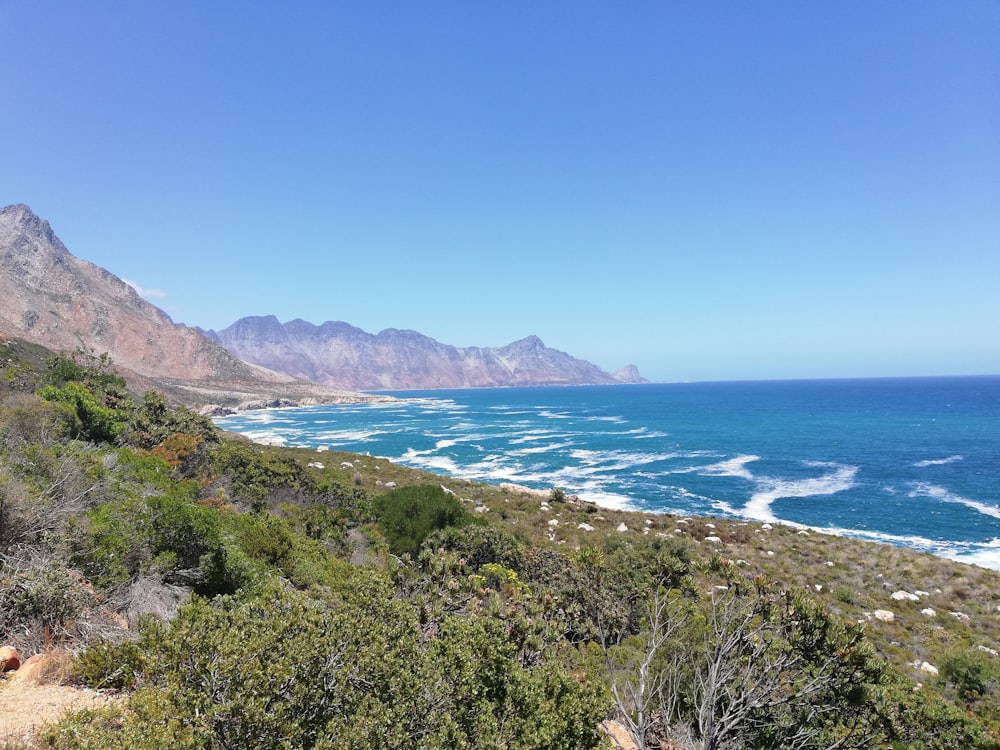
[0,204,72,265]
[0,205,302,394]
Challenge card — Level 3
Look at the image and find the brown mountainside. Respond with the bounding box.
[0,204,375,407]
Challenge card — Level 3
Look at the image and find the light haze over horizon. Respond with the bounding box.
[2,3,998,383]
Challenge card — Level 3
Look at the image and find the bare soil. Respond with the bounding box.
[0,672,114,745]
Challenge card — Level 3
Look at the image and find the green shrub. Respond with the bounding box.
[373,484,471,558]
[940,646,1000,702]
[72,637,148,691]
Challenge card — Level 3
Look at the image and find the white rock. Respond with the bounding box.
[441,485,456,495]
[891,591,920,602]
[316,446,329,452]
[704,536,723,544]
[548,519,559,527]
[825,561,835,567]
[705,523,716,529]
[814,584,823,592]
[950,611,971,623]
[916,661,939,675]
[340,462,355,468]
[761,523,773,530]
[915,590,930,597]
[577,523,595,532]
[307,462,325,469]
[921,608,937,617]
[383,481,397,489]
[676,519,690,525]
[766,550,775,557]
[873,609,896,623]
[978,645,998,657]
[797,530,810,536]
[644,519,653,525]
[616,522,629,532]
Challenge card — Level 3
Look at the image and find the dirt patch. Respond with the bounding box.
[0,664,116,744]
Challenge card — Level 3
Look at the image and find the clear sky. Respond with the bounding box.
[2,2,998,382]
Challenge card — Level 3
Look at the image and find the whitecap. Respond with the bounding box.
[509,430,565,444]
[313,428,386,443]
[697,455,760,480]
[909,482,1000,520]
[509,441,577,457]
[913,455,964,468]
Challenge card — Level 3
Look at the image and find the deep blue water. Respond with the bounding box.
[214,377,1000,568]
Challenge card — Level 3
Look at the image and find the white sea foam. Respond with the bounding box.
[312,428,386,443]
[509,430,564,444]
[538,410,573,420]
[697,455,760,480]
[397,448,463,475]
[569,448,679,473]
[909,482,1000,519]
[742,465,858,523]
[509,441,577,457]
[913,455,964,468]
[947,539,1000,571]
[245,430,288,446]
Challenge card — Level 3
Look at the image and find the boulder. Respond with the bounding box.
[921,608,937,617]
[916,661,939,675]
[873,609,895,623]
[578,522,595,532]
[0,646,21,672]
[616,522,628,532]
[891,591,920,602]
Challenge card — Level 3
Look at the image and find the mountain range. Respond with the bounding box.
[0,204,645,402]
[204,317,647,391]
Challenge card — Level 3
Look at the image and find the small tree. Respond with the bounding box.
[602,570,889,749]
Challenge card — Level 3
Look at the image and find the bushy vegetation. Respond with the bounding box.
[2,341,1000,748]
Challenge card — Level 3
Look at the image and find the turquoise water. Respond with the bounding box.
[214,376,1000,568]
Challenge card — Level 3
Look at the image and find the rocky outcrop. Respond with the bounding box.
[612,364,648,384]
[205,316,648,390]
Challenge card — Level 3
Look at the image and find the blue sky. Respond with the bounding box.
[2,2,998,382]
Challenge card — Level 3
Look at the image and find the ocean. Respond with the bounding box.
[213,376,1000,569]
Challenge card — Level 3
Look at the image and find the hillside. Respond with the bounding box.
[204,315,649,390]
[0,204,382,409]
[2,344,999,749]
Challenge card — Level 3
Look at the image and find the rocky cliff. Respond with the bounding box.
[204,316,648,390]
[0,204,378,407]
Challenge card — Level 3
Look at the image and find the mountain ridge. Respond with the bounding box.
[0,204,382,407]
[0,203,647,400]
[204,315,648,390]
